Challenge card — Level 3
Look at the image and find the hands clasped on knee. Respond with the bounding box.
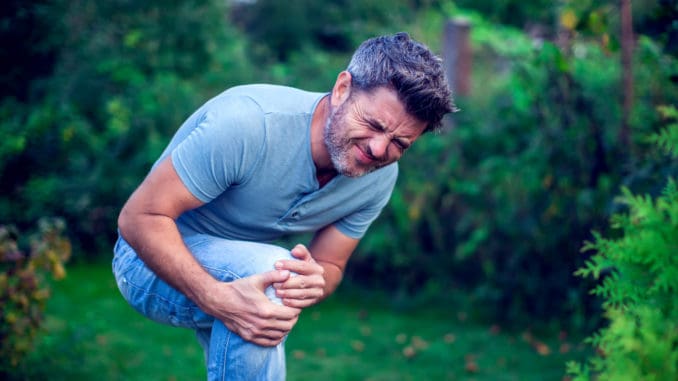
[273,244,326,308]
[198,270,301,347]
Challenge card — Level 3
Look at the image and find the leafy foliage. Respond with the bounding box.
[0,0,254,255]
[231,0,418,61]
[0,218,71,373]
[650,105,678,157]
[353,5,678,327]
[453,0,554,30]
[2,0,678,332]
[567,118,678,381]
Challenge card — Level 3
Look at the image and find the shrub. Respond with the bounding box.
[352,9,678,328]
[567,110,678,380]
[0,218,71,375]
[0,0,254,256]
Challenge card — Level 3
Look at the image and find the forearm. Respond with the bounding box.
[317,261,344,300]
[116,157,300,346]
[118,211,217,305]
[293,224,356,303]
[119,211,300,346]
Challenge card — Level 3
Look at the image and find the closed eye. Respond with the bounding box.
[393,139,410,150]
[364,117,411,152]
[367,121,385,132]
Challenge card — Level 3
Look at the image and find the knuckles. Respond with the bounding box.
[256,305,274,319]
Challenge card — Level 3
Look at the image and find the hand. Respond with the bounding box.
[199,270,301,346]
[273,244,326,308]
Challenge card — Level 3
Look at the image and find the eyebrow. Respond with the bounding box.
[365,116,386,131]
[365,116,416,142]
[364,116,413,151]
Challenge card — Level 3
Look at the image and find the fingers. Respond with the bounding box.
[281,298,316,309]
[276,288,324,308]
[274,271,325,308]
[265,302,302,321]
[239,308,300,345]
[228,319,298,347]
[254,269,291,289]
[290,244,312,261]
[246,323,297,346]
[247,336,284,347]
[275,271,324,290]
[275,258,324,276]
[272,250,326,307]
[208,274,305,347]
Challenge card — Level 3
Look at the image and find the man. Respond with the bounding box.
[113,32,454,380]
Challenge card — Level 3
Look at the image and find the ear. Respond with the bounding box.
[330,71,352,107]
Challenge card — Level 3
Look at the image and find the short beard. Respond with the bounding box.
[324,100,377,178]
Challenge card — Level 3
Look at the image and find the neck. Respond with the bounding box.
[310,95,337,187]
[310,95,333,172]
[316,169,337,188]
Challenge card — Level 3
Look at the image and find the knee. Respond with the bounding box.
[242,244,298,306]
[260,243,296,262]
[184,236,301,307]
[187,235,298,279]
[237,241,296,278]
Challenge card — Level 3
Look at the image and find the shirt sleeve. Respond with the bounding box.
[333,164,399,239]
[171,96,266,203]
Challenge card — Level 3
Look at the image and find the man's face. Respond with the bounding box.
[324,86,426,177]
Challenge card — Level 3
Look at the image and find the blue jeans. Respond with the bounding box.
[112,232,297,381]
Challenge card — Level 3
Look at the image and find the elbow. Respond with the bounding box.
[117,204,135,239]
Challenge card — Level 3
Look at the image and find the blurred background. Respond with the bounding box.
[1,0,677,380]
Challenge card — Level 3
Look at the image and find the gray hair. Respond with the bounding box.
[347,32,457,133]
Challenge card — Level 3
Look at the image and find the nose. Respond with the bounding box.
[368,135,390,160]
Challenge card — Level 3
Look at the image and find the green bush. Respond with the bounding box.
[352,8,678,328]
[0,218,71,374]
[3,1,678,331]
[0,0,254,255]
[567,109,678,380]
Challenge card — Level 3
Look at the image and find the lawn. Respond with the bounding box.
[15,262,589,380]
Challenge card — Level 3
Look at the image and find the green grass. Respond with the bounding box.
[15,262,589,380]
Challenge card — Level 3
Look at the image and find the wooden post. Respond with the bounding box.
[443,18,472,97]
[620,0,633,149]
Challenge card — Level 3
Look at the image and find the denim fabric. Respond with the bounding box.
[112,233,296,381]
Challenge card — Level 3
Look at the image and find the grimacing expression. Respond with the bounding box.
[324,86,427,177]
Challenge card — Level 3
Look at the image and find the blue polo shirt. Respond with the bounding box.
[154,84,398,242]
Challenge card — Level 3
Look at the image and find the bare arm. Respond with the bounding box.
[274,225,359,307]
[118,156,300,346]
